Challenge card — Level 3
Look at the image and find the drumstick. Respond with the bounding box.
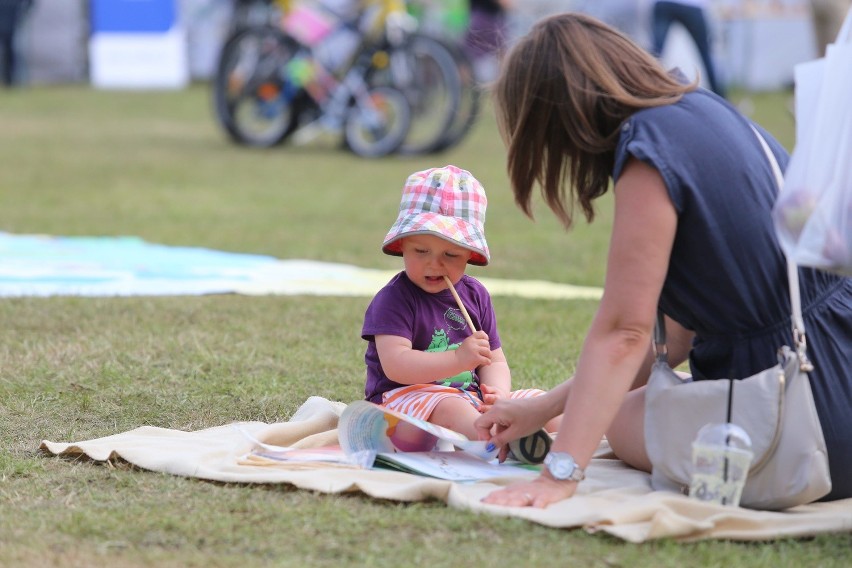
[443,275,477,332]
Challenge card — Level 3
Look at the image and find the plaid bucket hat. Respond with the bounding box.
[382,165,490,266]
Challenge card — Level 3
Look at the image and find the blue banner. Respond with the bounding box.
[90,0,176,34]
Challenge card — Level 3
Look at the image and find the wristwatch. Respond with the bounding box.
[544,451,585,482]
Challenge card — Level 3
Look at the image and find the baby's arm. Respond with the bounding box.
[376,331,492,385]
[478,347,511,408]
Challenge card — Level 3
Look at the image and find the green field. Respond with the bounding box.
[0,84,848,567]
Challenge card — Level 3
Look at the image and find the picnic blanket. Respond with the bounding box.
[40,396,852,542]
[0,233,602,300]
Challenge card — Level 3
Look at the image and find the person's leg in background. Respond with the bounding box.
[0,4,16,85]
[809,0,852,56]
[652,1,725,98]
[0,34,13,86]
[674,3,725,98]
[651,0,676,56]
[0,0,31,87]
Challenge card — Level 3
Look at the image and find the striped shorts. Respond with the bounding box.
[381,384,545,422]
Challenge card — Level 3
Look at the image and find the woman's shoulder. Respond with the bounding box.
[615,89,747,173]
[629,88,727,129]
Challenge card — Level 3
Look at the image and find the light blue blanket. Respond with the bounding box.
[0,233,602,299]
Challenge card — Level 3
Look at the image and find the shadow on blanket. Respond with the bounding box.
[40,396,852,543]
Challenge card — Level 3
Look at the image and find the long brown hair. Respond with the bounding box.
[494,13,696,229]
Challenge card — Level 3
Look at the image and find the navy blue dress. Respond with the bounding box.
[613,88,852,501]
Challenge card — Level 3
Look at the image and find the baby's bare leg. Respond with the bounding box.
[429,396,481,439]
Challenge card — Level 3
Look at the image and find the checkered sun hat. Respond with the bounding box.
[382,165,490,266]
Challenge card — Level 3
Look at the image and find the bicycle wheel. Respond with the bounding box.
[373,33,464,155]
[344,86,411,158]
[213,26,307,147]
[428,38,481,153]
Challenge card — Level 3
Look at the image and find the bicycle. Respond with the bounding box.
[213,1,411,157]
[368,19,480,154]
[393,0,480,153]
[212,0,479,155]
[359,0,480,154]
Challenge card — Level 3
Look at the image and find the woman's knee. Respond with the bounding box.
[607,387,651,472]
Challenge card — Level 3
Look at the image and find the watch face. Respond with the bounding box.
[552,454,575,478]
[546,452,583,481]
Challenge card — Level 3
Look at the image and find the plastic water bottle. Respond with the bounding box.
[689,422,754,507]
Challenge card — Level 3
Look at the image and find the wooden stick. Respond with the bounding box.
[443,275,477,332]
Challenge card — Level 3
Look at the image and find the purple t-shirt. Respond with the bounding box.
[361,271,501,403]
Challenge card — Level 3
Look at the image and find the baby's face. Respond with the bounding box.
[400,235,472,294]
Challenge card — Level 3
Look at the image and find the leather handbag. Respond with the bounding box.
[643,127,832,510]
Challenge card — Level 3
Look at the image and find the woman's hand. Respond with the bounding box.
[481,475,577,508]
[474,395,550,460]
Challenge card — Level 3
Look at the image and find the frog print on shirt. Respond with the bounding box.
[425,328,475,389]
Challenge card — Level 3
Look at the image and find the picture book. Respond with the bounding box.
[337,401,536,481]
[237,401,538,482]
[337,400,498,460]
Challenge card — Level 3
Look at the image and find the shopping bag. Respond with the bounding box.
[773,8,852,276]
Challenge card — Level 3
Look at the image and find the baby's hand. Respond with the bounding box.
[454,331,492,371]
[479,383,509,412]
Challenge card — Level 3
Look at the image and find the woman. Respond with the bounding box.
[473,13,852,508]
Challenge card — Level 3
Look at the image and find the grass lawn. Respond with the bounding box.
[0,83,849,567]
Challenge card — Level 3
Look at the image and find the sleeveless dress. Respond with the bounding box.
[613,88,852,500]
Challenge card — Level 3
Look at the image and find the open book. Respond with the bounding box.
[239,400,537,482]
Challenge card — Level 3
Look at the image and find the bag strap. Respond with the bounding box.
[654,126,812,371]
[750,125,813,371]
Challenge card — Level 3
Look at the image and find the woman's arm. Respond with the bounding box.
[474,313,694,443]
[480,157,678,507]
[630,315,695,389]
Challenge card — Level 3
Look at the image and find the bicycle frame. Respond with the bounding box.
[312,46,389,132]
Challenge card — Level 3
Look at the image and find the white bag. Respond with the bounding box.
[646,128,832,510]
[773,8,852,276]
[645,346,832,510]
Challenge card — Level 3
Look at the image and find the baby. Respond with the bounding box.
[361,165,558,461]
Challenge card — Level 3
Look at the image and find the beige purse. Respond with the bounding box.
[643,128,832,510]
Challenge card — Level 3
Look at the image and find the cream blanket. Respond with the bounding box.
[39,397,852,542]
